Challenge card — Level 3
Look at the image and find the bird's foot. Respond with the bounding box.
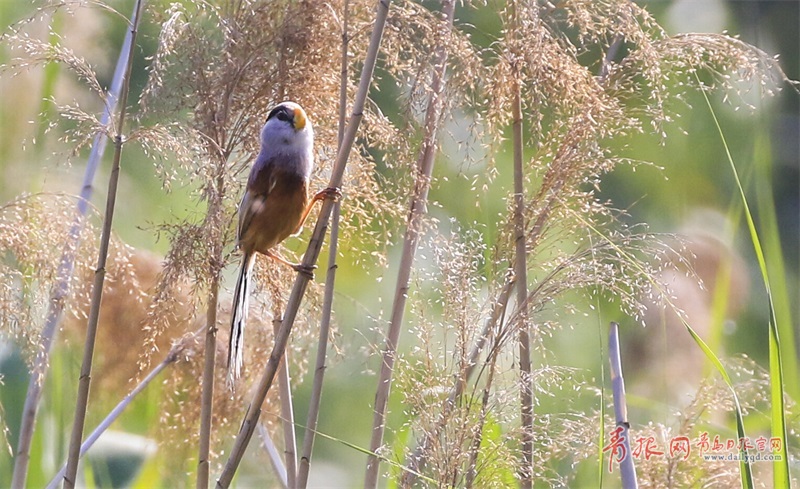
[314,186,342,202]
[292,262,317,280]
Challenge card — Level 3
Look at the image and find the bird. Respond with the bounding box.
[228,101,338,383]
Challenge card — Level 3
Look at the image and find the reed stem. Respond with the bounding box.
[11,9,134,488]
[215,0,392,484]
[364,2,456,486]
[62,1,144,485]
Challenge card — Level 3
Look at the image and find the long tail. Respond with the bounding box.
[228,250,255,386]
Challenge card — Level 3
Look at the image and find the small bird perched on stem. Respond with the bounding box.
[228,101,338,383]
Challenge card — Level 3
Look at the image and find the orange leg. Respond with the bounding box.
[265,250,317,279]
[293,187,342,234]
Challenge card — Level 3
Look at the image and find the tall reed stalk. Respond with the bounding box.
[364,2,456,486]
[509,2,533,484]
[215,0,393,484]
[608,322,637,489]
[296,200,340,489]
[10,11,134,488]
[62,1,144,486]
[196,247,221,489]
[296,4,350,485]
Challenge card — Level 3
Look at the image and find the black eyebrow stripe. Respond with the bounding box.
[266,105,290,122]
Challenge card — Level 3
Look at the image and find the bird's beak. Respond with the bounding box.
[293,108,306,130]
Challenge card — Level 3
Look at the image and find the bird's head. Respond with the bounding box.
[261,101,313,148]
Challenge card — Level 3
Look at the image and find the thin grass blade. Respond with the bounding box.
[699,84,790,489]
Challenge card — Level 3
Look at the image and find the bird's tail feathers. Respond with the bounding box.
[228,251,255,387]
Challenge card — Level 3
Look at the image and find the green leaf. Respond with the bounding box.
[699,83,789,489]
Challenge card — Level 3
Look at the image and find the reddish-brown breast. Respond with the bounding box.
[239,166,309,254]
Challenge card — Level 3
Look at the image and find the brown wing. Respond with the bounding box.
[238,164,277,243]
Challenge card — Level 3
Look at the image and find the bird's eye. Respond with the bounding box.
[276,111,290,122]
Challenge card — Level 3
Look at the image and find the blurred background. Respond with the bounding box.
[0,0,797,487]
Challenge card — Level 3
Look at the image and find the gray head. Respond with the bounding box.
[259,101,314,176]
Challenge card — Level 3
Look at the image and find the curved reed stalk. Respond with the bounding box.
[275,317,297,488]
[46,341,182,488]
